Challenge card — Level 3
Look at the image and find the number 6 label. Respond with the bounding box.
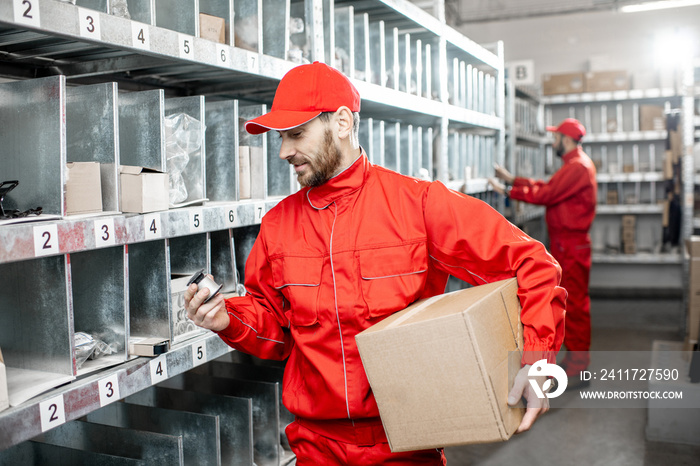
[98,374,120,407]
[33,224,59,257]
[40,395,66,432]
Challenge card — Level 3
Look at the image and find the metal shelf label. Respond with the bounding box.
[94,218,116,248]
[78,7,101,41]
[13,0,40,28]
[33,223,59,257]
[254,202,266,224]
[192,341,208,367]
[225,208,238,227]
[189,208,204,233]
[143,214,162,240]
[98,373,120,407]
[39,394,66,433]
[216,44,230,68]
[179,33,194,60]
[150,356,169,384]
[131,22,151,51]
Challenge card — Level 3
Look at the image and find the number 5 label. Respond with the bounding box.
[190,208,204,233]
[192,342,207,367]
[39,395,66,432]
[179,33,194,60]
[33,224,59,257]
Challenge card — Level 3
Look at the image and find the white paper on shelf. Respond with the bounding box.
[6,367,74,407]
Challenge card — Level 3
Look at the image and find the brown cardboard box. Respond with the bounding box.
[623,242,637,254]
[356,278,524,451]
[685,237,700,342]
[128,337,170,357]
[640,105,666,131]
[622,229,636,243]
[621,215,636,228]
[0,348,8,413]
[199,13,226,44]
[669,129,682,162]
[606,190,619,205]
[120,166,169,213]
[584,71,629,93]
[66,162,103,215]
[664,150,674,179]
[239,146,251,199]
[542,72,585,95]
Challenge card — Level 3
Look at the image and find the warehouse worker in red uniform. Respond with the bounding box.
[489,118,597,386]
[186,62,566,465]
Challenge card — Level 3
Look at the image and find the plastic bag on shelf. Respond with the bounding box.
[74,332,97,369]
[165,113,204,205]
[110,0,131,19]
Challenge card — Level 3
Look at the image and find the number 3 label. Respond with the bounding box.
[98,374,120,407]
[33,224,59,257]
[94,218,116,248]
[78,8,101,40]
[40,395,66,432]
[14,0,41,28]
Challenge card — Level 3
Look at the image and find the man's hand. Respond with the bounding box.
[184,276,230,332]
[488,177,507,195]
[508,364,550,433]
[493,163,515,184]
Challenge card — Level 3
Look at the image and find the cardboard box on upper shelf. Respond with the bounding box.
[542,72,585,95]
[119,166,169,214]
[584,71,629,93]
[640,105,666,132]
[199,13,226,44]
[356,278,524,452]
[65,162,103,216]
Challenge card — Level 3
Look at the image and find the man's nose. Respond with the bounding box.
[279,138,295,161]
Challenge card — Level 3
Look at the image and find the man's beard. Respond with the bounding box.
[294,129,343,187]
[554,140,565,158]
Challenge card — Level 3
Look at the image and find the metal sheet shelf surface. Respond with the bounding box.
[596,204,664,215]
[592,253,682,264]
[543,88,679,104]
[0,200,277,265]
[0,332,235,451]
[596,172,664,183]
[583,131,667,143]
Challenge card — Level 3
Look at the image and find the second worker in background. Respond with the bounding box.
[490,118,597,387]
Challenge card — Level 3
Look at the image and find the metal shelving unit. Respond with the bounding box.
[0,0,505,460]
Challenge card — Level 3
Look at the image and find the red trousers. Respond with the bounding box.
[550,232,591,375]
[287,418,446,466]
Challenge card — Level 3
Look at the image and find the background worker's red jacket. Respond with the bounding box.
[509,147,597,234]
[217,153,566,422]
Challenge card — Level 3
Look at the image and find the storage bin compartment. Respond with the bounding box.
[210,229,239,294]
[169,234,210,344]
[238,105,268,200]
[0,256,74,406]
[70,246,129,376]
[205,99,239,203]
[0,76,66,217]
[118,89,166,173]
[155,0,197,35]
[234,0,261,52]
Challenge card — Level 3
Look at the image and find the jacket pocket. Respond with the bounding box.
[271,256,322,326]
[359,242,428,319]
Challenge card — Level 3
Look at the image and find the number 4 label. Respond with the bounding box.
[150,357,168,383]
[33,224,59,257]
[132,22,150,50]
[98,374,120,407]
[143,214,162,240]
[39,395,66,432]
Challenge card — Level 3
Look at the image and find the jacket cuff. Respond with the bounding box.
[214,311,246,342]
[521,348,558,366]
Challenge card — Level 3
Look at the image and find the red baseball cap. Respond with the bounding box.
[245,62,361,135]
[546,118,586,141]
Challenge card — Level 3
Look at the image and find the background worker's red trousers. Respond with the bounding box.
[550,232,592,375]
[287,418,446,466]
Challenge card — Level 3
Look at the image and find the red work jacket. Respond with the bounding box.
[509,147,597,235]
[217,152,566,422]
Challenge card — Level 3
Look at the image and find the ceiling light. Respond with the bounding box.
[621,0,700,13]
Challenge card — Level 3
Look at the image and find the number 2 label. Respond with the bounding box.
[40,395,66,432]
[14,0,41,28]
[33,224,59,257]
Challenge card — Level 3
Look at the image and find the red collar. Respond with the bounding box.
[562,147,582,163]
[305,150,369,209]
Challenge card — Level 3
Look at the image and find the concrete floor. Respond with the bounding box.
[445,298,700,466]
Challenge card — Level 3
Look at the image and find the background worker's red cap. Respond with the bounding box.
[546,118,586,141]
[245,62,361,135]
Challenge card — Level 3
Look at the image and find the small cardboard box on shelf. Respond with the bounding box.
[542,72,585,95]
[119,166,169,213]
[65,162,103,216]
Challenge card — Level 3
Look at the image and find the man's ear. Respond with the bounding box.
[334,106,354,140]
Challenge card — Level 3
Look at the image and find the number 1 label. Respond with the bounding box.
[98,374,120,407]
[39,395,66,432]
[14,0,41,28]
[33,224,59,257]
